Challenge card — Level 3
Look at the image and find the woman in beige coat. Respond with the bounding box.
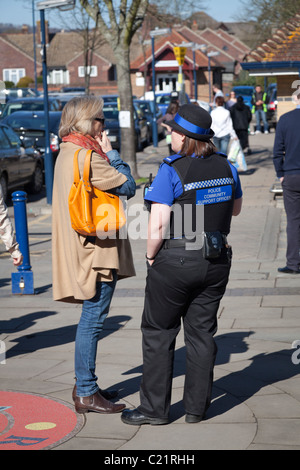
[52,96,136,414]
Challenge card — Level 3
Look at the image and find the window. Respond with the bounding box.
[53,70,64,84]
[3,68,25,85]
[2,126,21,148]
[78,66,98,77]
[0,128,10,149]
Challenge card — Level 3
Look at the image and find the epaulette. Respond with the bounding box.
[163,154,185,165]
[216,152,227,159]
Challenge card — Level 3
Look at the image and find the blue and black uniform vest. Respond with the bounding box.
[164,153,235,238]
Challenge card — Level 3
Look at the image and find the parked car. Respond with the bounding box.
[4,87,40,102]
[144,91,190,115]
[1,110,62,163]
[232,86,255,108]
[0,97,62,119]
[266,83,277,130]
[101,95,137,103]
[48,92,86,109]
[0,123,43,202]
[60,86,85,93]
[103,101,149,150]
[134,99,165,141]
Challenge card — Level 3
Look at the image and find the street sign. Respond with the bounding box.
[173,47,186,66]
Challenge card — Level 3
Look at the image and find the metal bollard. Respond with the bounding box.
[11,191,34,295]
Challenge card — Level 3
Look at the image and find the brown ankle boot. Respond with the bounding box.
[74,390,126,414]
[72,384,118,402]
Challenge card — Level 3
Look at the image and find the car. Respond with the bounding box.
[4,87,40,102]
[101,94,137,103]
[134,99,165,141]
[1,110,62,163]
[0,123,43,202]
[48,92,86,109]
[0,96,62,119]
[232,86,255,108]
[144,91,190,115]
[266,83,277,130]
[103,101,149,151]
[60,86,85,93]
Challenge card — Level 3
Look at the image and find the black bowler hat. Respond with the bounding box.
[167,104,214,141]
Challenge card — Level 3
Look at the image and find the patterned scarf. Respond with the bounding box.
[62,132,110,163]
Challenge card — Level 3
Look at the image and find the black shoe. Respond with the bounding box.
[185,413,204,423]
[278,266,300,274]
[121,408,168,426]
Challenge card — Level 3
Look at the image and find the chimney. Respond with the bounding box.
[36,20,49,45]
[192,20,198,31]
[21,24,29,34]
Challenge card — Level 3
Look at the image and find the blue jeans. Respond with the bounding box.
[75,271,117,397]
[213,134,230,154]
[255,110,268,132]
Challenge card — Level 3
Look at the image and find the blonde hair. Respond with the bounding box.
[59,95,104,138]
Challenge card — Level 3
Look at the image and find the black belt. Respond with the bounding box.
[163,234,228,249]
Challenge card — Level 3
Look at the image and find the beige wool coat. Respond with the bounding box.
[52,142,136,303]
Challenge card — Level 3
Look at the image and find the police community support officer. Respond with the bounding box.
[121,104,243,426]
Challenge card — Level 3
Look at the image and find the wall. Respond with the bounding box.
[0,38,38,84]
[277,75,299,119]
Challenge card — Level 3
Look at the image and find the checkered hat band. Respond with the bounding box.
[184,177,234,191]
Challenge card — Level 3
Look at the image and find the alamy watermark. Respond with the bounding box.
[291,340,300,365]
[0,341,6,365]
[95,200,205,248]
[0,80,5,105]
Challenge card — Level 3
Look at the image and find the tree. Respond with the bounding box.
[80,0,149,178]
[56,4,104,95]
[236,0,300,44]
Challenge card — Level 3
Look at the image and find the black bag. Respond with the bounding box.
[203,231,223,259]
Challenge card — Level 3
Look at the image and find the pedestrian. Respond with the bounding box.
[0,184,23,266]
[273,94,300,274]
[211,83,224,108]
[251,84,269,134]
[157,101,179,155]
[52,96,136,414]
[211,96,238,154]
[230,96,252,154]
[226,90,237,109]
[121,104,243,426]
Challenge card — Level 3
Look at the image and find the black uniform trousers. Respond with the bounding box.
[282,174,300,270]
[138,244,231,420]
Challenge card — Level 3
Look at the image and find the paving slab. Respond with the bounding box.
[0,132,300,451]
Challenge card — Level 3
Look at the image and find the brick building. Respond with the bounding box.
[242,11,300,119]
[0,14,250,101]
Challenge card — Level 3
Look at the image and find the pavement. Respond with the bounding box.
[0,130,300,451]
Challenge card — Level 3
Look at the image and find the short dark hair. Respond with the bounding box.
[215,96,224,106]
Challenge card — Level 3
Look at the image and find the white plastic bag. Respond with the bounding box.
[227,139,240,163]
[228,140,247,171]
[236,146,247,172]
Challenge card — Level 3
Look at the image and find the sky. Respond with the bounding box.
[0,0,244,28]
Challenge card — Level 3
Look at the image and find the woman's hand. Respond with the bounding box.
[13,254,23,266]
[95,130,113,153]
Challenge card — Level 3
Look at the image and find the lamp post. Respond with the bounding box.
[37,0,75,205]
[149,28,171,147]
[32,0,38,93]
[207,51,220,104]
